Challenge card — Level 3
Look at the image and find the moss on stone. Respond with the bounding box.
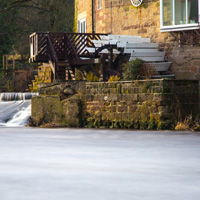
[117,84,121,94]
[86,71,99,82]
[158,120,174,130]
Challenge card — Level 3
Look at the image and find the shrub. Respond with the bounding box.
[174,115,192,131]
[108,75,120,82]
[142,63,156,79]
[175,122,190,131]
[122,58,144,80]
[0,77,9,92]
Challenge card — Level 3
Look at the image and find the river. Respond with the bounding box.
[0,93,37,127]
[0,128,200,200]
[0,93,200,199]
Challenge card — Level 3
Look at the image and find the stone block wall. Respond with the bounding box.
[31,81,87,127]
[170,46,200,80]
[76,0,177,50]
[31,80,200,129]
[30,65,52,92]
[85,80,200,129]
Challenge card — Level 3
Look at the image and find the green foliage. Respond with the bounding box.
[0,0,18,69]
[0,77,9,92]
[122,59,144,80]
[148,120,158,130]
[0,0,74,70]
[86,71,99,82]
[73,0,78,32]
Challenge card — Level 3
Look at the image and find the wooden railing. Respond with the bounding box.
[30,32,48,62]
[29,32,107,63]
[46,34,59,79]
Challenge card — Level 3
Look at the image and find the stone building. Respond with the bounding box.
[75,0,200,80]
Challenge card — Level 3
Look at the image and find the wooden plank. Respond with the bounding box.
[130,57,165,62]
[85,47,96,53]
[131,51,165,57]
[92,40,109,46]
[145,62,172,72]
[99,35,109,40]
[34,55,49,62]
[3,55,5,71]
[109,40,118,45]
[119,37,150,43]
[6,55,8,70]
[117,42,127,48]
[108,35,141,41]
[71,58,101,65]
[100,49,120,54]
[100,54,106,81]
[126,43,159,49]
[124,48,158,53]
[108,35,119,40]
[109,46,113,70]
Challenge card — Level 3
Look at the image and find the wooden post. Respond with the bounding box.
[109,46,113,71]
[100,54,106,81]
[6,55,8,71]
[13,55,15,77]
[3,55,5,77]
[66,68,69,80]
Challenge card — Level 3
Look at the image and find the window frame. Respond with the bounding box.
[98,0,102,10]
[160,0,200,32]
[78,18,87,33]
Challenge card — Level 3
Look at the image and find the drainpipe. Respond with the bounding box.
[92,0,95,33]
[111,0,112,34]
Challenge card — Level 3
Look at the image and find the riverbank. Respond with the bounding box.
[31,80,200,130]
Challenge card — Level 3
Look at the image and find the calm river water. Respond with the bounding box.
[0,128,200,200]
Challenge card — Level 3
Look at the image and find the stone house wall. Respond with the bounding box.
[75,0,200,80]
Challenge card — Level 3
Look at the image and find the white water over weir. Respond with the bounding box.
[0,93,38,127]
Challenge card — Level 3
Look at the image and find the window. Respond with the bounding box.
[78,18,86,33]
[98,0,102,9]
[160,0,199,32]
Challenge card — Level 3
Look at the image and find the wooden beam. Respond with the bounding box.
[109,46,113,71]
[6,55,8,70]
[100,54,106,81]
[3,55,5,77]
[13,55,15,77]
[71,58,101,65]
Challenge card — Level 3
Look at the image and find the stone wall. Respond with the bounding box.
[85,80,200,129]
[76,0,177,50]
[30,64,52,92]
[76,0,93,33]
[170,46,200,80]
[31,81,86,127]
[31,80,200,129]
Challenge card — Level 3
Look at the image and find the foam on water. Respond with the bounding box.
[0,92,38,101]
[0,93,38,127]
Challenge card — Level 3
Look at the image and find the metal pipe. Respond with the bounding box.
[92,0,95,33]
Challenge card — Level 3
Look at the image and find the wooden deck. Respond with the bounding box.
[29,32,172,81]
[29,32,108,81]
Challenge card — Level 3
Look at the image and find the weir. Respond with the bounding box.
[0,93,38,127]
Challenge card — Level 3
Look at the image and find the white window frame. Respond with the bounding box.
[160,0,200,32]
[78,18,87,33]
[98,0,102,9]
